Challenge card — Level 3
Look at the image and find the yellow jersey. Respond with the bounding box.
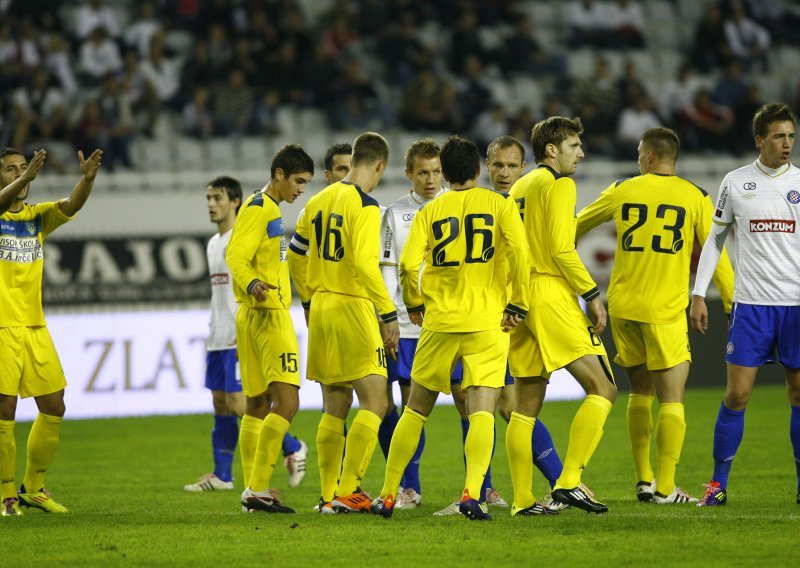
[226,190,291,310]
[400,186,529,332]
[510,165,598,300]
[0,201,72,327]
[289,181,397,323]
[576,173,734,323]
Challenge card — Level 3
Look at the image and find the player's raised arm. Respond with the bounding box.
[398,210,427,319]
[288,206,312,308]
[576,182,616,240]
[545,177,600,302]
[58,149,103,217]
[0,149,46,215]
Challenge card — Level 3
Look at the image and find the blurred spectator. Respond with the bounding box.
[268,42,311,105]
[743,0,800,46]
[711,60,749,111]
[401,67,459,132]
[329,59,388,130]
[120,50,158,136]
[0,21,20,91]
[733,83,765,154]
[499,17,568,86]
[125,2,162,58]
[252,90,283,136]
[723,1,771,72]
[455,55,493,131]
[94,73,134,169]
[212,68,254,136]
[683,88,736,153]
[281,8,314,62]
[617,59,650,109]
[322,15,357,60]
[43,34,78,99]
[78,26,123,85]
[616,84,661,158]
[687,5,731,72]
[379,11,433,86]
[180,40,216,97]
[231,37,259,88]
[11,67,66,150]
[659,64,705,131]
[449,11,485,74]
[182,86,214,138]
[472,104,509,151]
[568,0,612,48]
[16,18,43,73]
[74,0,121,40]
[207,23,233,72]
[537,95,572,121]
[140,35,182,109]
[607,0,645,49]
[571,55,620,142]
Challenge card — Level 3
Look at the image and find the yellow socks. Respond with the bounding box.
[627,394,655,483]
[506,412,536,509]
[248,413,291,492]
[380,407,426,499]
[338,410,381,496]
[0,419,15,500]
[464,411,495,500]
[655,403,686,496]
[556,394,612,489]
[317,413,346,502]
[22,413,62,492]
[239,414,263,487]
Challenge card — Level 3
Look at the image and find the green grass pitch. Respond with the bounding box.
[7,385,800,566]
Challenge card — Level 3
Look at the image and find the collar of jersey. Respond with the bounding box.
[340,180,364,192]
[755,159,791,177]
[536,163,565,179]
[409,191,429,205]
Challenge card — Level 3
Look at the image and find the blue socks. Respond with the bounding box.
[379,406,401,459]
[531,419,563,488]
[282,433,302,457]
[712,402,745,489]
[212,414,239,482]
[791,406,800,491]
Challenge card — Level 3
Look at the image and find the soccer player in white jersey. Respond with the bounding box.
[691,103,800,506]
[184,176,307,494]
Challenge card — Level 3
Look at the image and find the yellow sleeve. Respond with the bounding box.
[498,196,530,316]
[576,183,616,239]
[399,208,428,313]
[40,201,73,238]
[353,204,397,322]
[226,199,264,295]
[546,178,599,300]
[698,195,735,313]
[288,206,312,307]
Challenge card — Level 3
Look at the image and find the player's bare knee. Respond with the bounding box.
[0,395,17,420]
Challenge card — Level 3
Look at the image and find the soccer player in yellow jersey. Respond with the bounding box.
[577,127,734,504]
[506,116,617,515]
[371,135,530,521]
[227,145,314,514]
[0,147,102,517]
[289,132,399,514]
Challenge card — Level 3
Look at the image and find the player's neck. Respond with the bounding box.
[757,157,790,176]
[264,182,282,204]
[217,217,234,234]
[450,180,478,191]
[344,169,376,193]
[647,164,675,176]
[7,201,24,213]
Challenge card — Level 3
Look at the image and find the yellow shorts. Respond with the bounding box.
[307,292,387,385]
[0,326,67,399]
[236,307,301,396]
[611,316,691,371]
[509,277,607,377]
[411,328,509,394]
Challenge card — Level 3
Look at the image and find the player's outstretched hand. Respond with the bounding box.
[501,312,522,332]
[78,149,103,180]
[249,279,277,302]
[690,295,708,335]
[588,297,607,334]
[409,311,424,327]
[22,149,47,182]
[380,320,400,361]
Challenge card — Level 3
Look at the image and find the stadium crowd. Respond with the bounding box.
[2,0,800,171]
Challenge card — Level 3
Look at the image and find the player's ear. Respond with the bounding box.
[274,167,285,182]
[545,143,556,159]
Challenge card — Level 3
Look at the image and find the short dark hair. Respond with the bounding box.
[640,127,680,161]
[271,144,314,179]
[531,116,584,163]
[323,143,352,171]
[0,147,24,167]
[487,135,525,162]
[351,132,389,166]
[207,176,243,211]
[752,103,797,139]
[440,135,480,185]
[405,138,440,172]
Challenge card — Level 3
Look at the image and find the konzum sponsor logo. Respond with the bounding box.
[749,219,796,233]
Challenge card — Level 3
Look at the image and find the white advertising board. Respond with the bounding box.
[16,307,584,421]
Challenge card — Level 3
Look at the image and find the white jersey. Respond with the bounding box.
[207,228,238,350]
[380,191,441,337]
[713,160,800,305]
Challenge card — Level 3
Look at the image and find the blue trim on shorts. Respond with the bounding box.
[205,349,242,392]
[726,303,800,368]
